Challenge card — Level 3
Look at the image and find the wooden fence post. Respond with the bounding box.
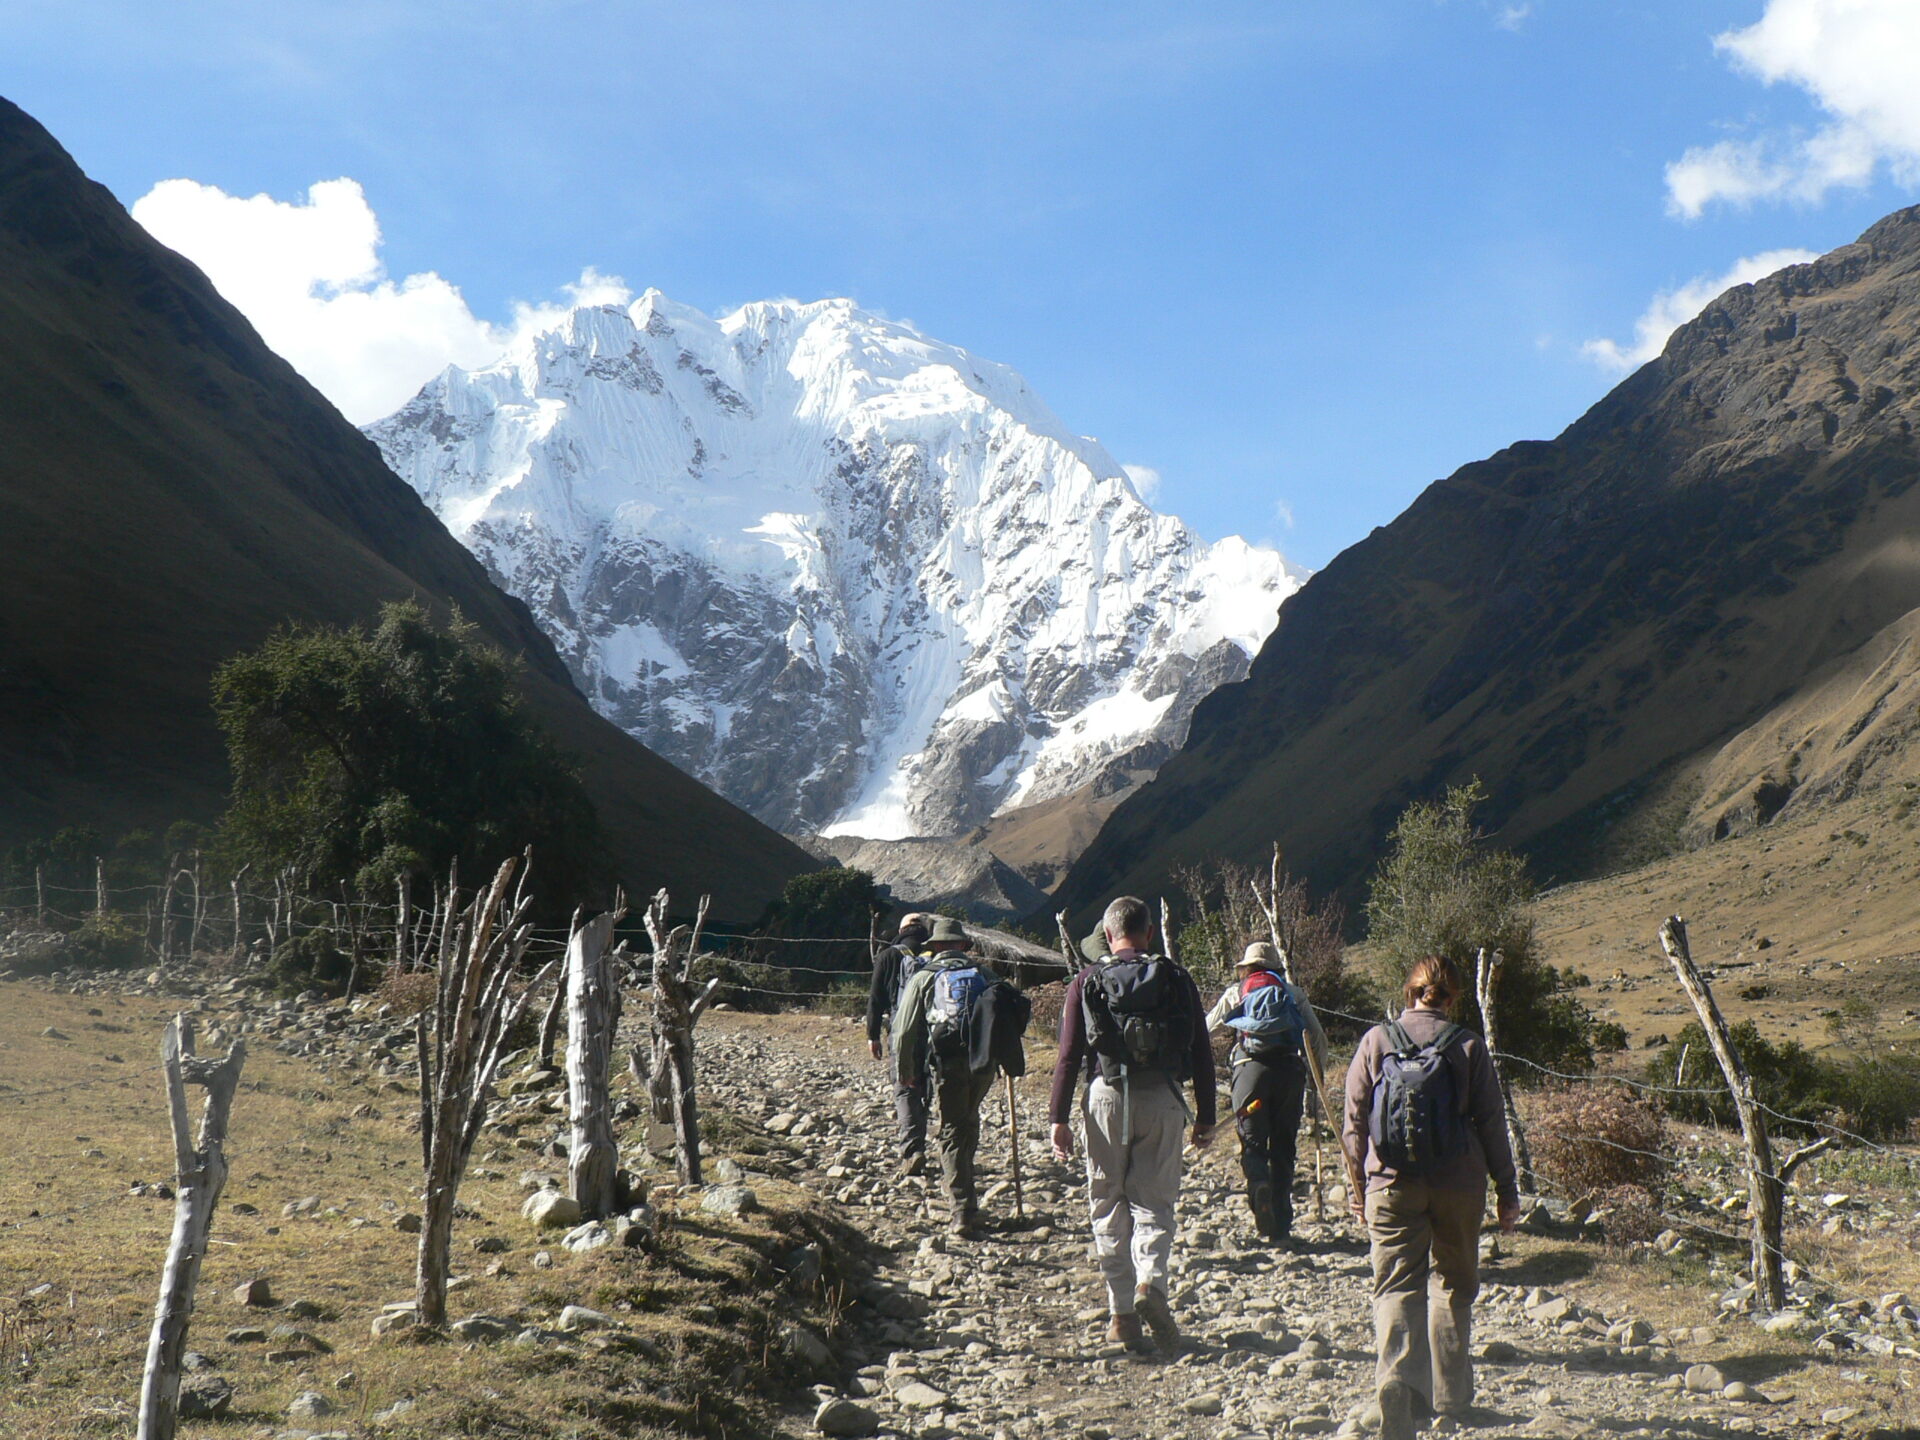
[414,856,552,1328]
[1474,947,1536,1191]
[1659,916,1787,1311]
[1055,910,1080,974]
[566,900,628,1219]
[136,1016,245,1440]
[228,863,250,964]
[633,891,720,1185]
[95,857,107,920]
[159,857,181,968]
[35,865,45,927]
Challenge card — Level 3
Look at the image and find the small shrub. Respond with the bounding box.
[1525,1083,1666,1199]
[68,913,146,970]
[267,928,352,995]
[1645,1022,1920,1142]
[378,969,439,1017]
[1590,1183,1665,1246]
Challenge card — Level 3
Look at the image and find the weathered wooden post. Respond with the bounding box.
[1055,909,1080,974]
[1474,947,1535,1191]
[1659,916,1786,1310]
[95,856,107,920]
[187,854,206,958]
[228,863,250,964]
[414,856,552,1327]
[566,900,629,1219]
[633,891,720,1185]
[159,857,181,967]
[136,1016,245,1440]
[394,874,411,974]
[1158,897,1178,964]
[34,865,45,927]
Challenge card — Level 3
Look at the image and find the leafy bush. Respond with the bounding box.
[266,928,354,996]
[1524,1083,1666,1198]
[377,969,439,1018]
[68,913,146,970]
[1590,1183,1666,1246]
[1645,1022,1920,1141]
[1365,779,1602,1074]
[750,868,879,977]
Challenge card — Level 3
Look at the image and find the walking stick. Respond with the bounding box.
[1005,1074,1025,1219]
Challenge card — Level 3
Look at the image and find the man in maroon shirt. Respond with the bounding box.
[1049,895,1215,1353]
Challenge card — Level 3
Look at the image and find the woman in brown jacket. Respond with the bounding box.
[1342,956,1521,1438]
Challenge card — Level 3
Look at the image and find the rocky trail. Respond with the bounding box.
[698,1014,1837,1440]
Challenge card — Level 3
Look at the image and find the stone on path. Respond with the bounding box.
[894,1381,949,1410]
[814,1397,880,1436]
[521,1189,582,1229]
[1682,1362,1726,1394]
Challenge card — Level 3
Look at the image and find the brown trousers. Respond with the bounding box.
[1365,1180,1484,1413]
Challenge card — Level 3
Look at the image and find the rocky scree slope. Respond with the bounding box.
[1058,206,1920,923]
[369,295,1299,839]
[0,97,812,919]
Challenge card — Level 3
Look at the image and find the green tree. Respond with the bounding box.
[213,601,607,909]
[1365,779,1599,1073]
[754,867,880,976]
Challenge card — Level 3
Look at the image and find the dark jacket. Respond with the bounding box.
[866,944,912,1043]
[973,979,1031,1079]
[1047,953,1216,1128]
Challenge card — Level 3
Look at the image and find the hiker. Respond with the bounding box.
[867,912,933,1173]
[1205,940,1328,1244]
[1049,896,1215,1353]
[893,917,1030,1237]
[1341,955,1521,1439]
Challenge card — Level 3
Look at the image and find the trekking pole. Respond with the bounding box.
[1005,1074,1024,1219]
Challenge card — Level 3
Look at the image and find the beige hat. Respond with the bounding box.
[1240,941,1282,971]
[926,916,969,946]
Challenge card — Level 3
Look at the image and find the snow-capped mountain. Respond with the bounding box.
[367,292,1301,838]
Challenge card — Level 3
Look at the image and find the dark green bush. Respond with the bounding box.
[267,928,354,996]
[68,912,146,970]
[1644,1021,1920,1141]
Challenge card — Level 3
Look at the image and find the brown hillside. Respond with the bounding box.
[0,97,814,918]
[1055,207,1920,930]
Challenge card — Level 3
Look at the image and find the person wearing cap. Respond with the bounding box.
[1205,941,1328,1244]
[868,912,933,1174]
[892,917,1026,1237]
[1049,895,1215,1353]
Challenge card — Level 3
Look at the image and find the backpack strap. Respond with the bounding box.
[1383,1018,1415,1053]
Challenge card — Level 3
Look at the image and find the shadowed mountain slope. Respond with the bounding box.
[1055,207,1920,926]
[0,97,813,918]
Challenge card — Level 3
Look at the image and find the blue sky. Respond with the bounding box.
[7,1,1920,569]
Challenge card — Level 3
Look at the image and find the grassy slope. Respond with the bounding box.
[0,96,814,920]
[0,977,859,1439]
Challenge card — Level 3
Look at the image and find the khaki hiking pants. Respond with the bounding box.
[934,1069,997,1219]
[1083,1073,1186,1315]
[1366,1180,1485,1414]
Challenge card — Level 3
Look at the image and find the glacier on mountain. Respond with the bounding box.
[367,291,1301,838]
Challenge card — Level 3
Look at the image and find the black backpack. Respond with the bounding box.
[1082,956,1196,1082]
[1367,1019,1471,1176]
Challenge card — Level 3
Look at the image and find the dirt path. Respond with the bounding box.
[698,1014,1826,1440]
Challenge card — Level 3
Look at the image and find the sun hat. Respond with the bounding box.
[1240,941,1283,971]
[1079,930,1110,965]
[926,916,969,946]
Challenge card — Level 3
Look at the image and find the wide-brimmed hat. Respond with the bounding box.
[1240,941,1282,971]
[1079,930,1110,965]
[926,916,969,946]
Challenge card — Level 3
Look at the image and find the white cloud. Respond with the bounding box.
[131,178,630,424]
[1272,498,1295,530]
[1582,247,1820,371]
[1667,0,1920,217]
[1495,5,1532,33]
[1122,464,1162,501]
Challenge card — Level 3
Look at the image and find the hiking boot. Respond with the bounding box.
[1249,1182,1278,1238]
[1133,1284,1179,1349]
[899,1153,925,1178]
[1376,1379,1416,1440]
[1104,1311,1149,1352]
[948,1209,981,1241]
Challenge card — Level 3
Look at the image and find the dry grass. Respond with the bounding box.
[0,976,864,1439]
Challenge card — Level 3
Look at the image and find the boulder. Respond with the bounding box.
[813,1397,880,1437]
[521,1190,583,1230]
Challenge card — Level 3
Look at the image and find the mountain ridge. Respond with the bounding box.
[1054,205,1920,925]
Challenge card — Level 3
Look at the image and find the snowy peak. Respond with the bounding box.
[369,293,1302,840]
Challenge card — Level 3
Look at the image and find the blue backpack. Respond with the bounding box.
[1226,970,1304,1056]
[1367,1019,1471,1176]
[927,963,996,1076]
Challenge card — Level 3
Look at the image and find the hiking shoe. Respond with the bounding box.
[899,1153,925,1178]
[1133,1284,1179,1349]
[1376,1379,1416,1440]
[948,1210,982,1241]
[1104,1311,1149,1352]
[1249,1182,1278,1238]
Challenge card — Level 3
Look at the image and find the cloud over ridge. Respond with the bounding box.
[1584,248,1821,372]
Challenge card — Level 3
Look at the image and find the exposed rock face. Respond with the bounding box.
[806,835,1050,923]
[368,295,1299,838]
[1057,206,1920,921]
